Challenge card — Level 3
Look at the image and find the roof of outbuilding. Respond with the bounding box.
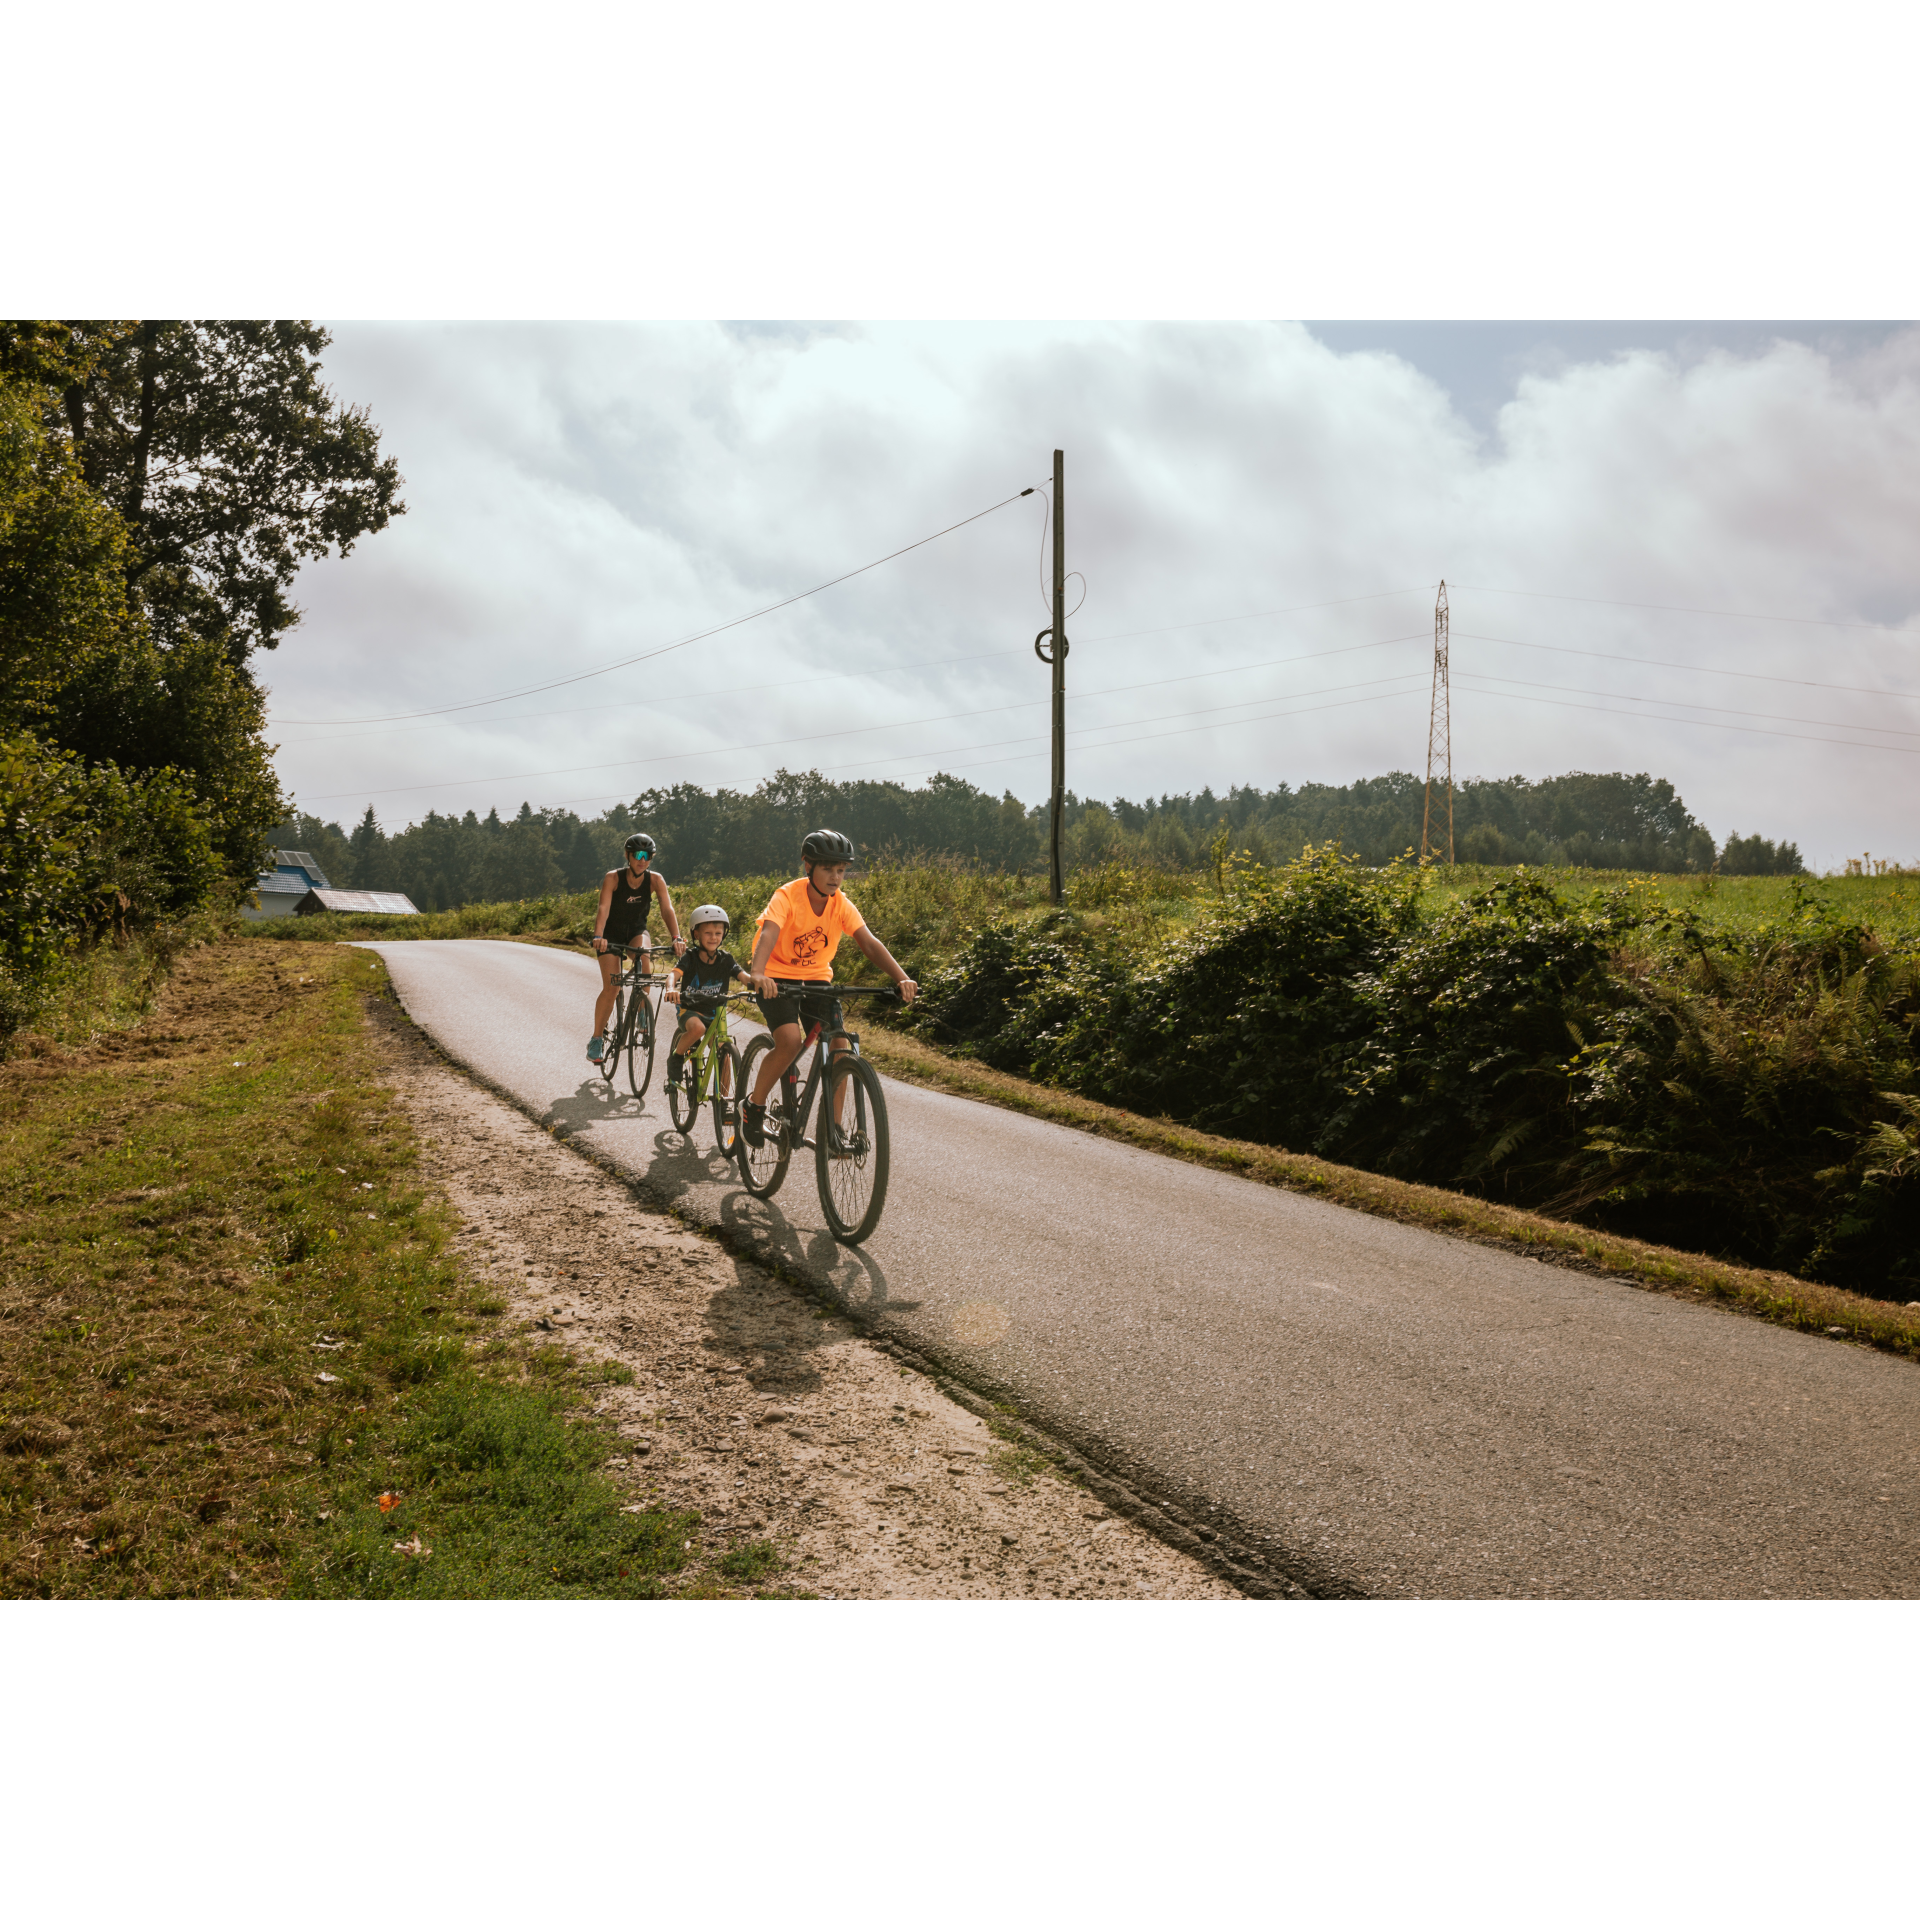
[297,888,422,916]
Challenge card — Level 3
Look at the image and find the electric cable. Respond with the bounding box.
[302,635,1433,805]
[278,481,1045,726]
[1454,669,1920,741]
[1454,631,1920,704]
[1453,583,1920,635]
[1454,679,1920,758]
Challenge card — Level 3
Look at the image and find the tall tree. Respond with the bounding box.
[1,321,404,667]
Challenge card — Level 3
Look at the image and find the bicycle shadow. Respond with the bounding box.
[714,1188,917,1328]
[541,1076,649,1134]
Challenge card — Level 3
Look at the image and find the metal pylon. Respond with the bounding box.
[1421,580,1452,864]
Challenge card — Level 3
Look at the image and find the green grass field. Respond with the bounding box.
[241,857,1920,987]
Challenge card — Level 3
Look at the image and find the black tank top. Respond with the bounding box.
[604,867,659,944]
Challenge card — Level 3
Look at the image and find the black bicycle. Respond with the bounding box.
[735,983,898,1245]
[596,940,659,1099]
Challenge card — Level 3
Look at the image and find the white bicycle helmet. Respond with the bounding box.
[688,903,730,932]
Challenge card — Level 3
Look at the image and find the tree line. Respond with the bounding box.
[290,764,1802,909]
[0,321,400,1034]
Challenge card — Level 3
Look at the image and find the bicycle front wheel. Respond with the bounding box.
[816,1054,890,1245]
[735,1034,793,1198]
[711,1040,743,1158]
[626,982,657,1099]
[596,996,619,1082]
[666,1041,701,1134]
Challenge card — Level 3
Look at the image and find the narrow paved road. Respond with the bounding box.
[363,939,1920,1597]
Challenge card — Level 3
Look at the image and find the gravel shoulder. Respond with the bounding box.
[371,999,1237,1601]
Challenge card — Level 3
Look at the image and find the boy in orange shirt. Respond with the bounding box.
[742,828,917,1145]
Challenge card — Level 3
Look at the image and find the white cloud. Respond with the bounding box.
[267,321,1920,869]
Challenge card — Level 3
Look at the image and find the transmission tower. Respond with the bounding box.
[1421,580,1453,864]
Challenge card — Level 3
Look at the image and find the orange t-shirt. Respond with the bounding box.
[756,877,866,982]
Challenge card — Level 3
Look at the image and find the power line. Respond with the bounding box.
[306,649,1434,805]
[545,682,1433,815]
[276,482,1043,726]
[1455,669,1920,741]
[301,632,1434,803]
[1455,678,1920,758]
[1454,583,1920,635]
[1455,630,1920,704]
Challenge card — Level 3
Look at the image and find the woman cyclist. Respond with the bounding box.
[588,832,684,1063]
[741,828,916,1144]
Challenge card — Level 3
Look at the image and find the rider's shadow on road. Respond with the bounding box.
[535,1076,918,1334]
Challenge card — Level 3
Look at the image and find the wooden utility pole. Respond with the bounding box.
[1048,449,1066,903]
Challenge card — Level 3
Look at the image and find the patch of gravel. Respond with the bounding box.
[373,1005,1237,1601]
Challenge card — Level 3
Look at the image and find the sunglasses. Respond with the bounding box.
[627,851,652,864]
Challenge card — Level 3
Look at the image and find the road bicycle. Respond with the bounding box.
[735,983,899,1245]
[665,990,753,1155]
[596,940,659,1099]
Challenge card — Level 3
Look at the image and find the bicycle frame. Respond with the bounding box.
[677,992,745,1102]
[766,987,895,1146]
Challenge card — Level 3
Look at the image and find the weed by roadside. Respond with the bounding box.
[0,940,709,1598]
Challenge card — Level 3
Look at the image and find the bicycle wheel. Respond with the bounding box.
[735,1034,793,1198]
[596,986,620,1082]
[666,1029,702,1134]
[626,979,657,1099]
[816,1053,890,1245]
[711,1040,744,1157]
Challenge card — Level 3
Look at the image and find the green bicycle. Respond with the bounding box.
[666,990,751,1154]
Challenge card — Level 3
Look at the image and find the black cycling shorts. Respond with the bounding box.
[758,982,841,1034]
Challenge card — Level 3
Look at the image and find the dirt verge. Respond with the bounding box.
[369,999,1239,1601]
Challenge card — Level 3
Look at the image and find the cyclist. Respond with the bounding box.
[664,904,746,1088]
[588,831,684,1063]
[741,828,916,1145]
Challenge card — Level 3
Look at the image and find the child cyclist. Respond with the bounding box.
[664,904,747,1089]
[741,829,917,1146]
[588,831,684,1063]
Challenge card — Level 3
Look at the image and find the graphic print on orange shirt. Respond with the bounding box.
[756,877,866,982]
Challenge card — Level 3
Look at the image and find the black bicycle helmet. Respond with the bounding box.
[624,832,656,858]
[801,828,854,867]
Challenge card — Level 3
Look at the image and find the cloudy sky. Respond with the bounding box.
[267,321,1920,870]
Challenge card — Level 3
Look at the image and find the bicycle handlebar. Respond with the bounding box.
[758,980,904,1001]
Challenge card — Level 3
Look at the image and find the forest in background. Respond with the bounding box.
[283,764,1805,909]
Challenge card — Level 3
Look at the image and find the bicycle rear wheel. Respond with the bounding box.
[626,980,657,1099]
[735,1034,793,1198]
[816,1054,890,1245]
[711,1040,743,1157]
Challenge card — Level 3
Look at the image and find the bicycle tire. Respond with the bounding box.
[815,1054,890,1244]
[711,1040,744,1158]
[596,994,619,1082]
[626,980,657,1099]
[666,1044,701,1134]
[735,1034,793,1198]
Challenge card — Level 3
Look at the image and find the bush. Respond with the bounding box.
[911,849,1920,1298]
[0,731,223,1040]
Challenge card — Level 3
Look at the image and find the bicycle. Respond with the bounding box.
[666,990,753,1156]
[595,939,659,1099]
[735,983,899,1245]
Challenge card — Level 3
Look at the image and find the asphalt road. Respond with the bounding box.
[363,938,1920,1598]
